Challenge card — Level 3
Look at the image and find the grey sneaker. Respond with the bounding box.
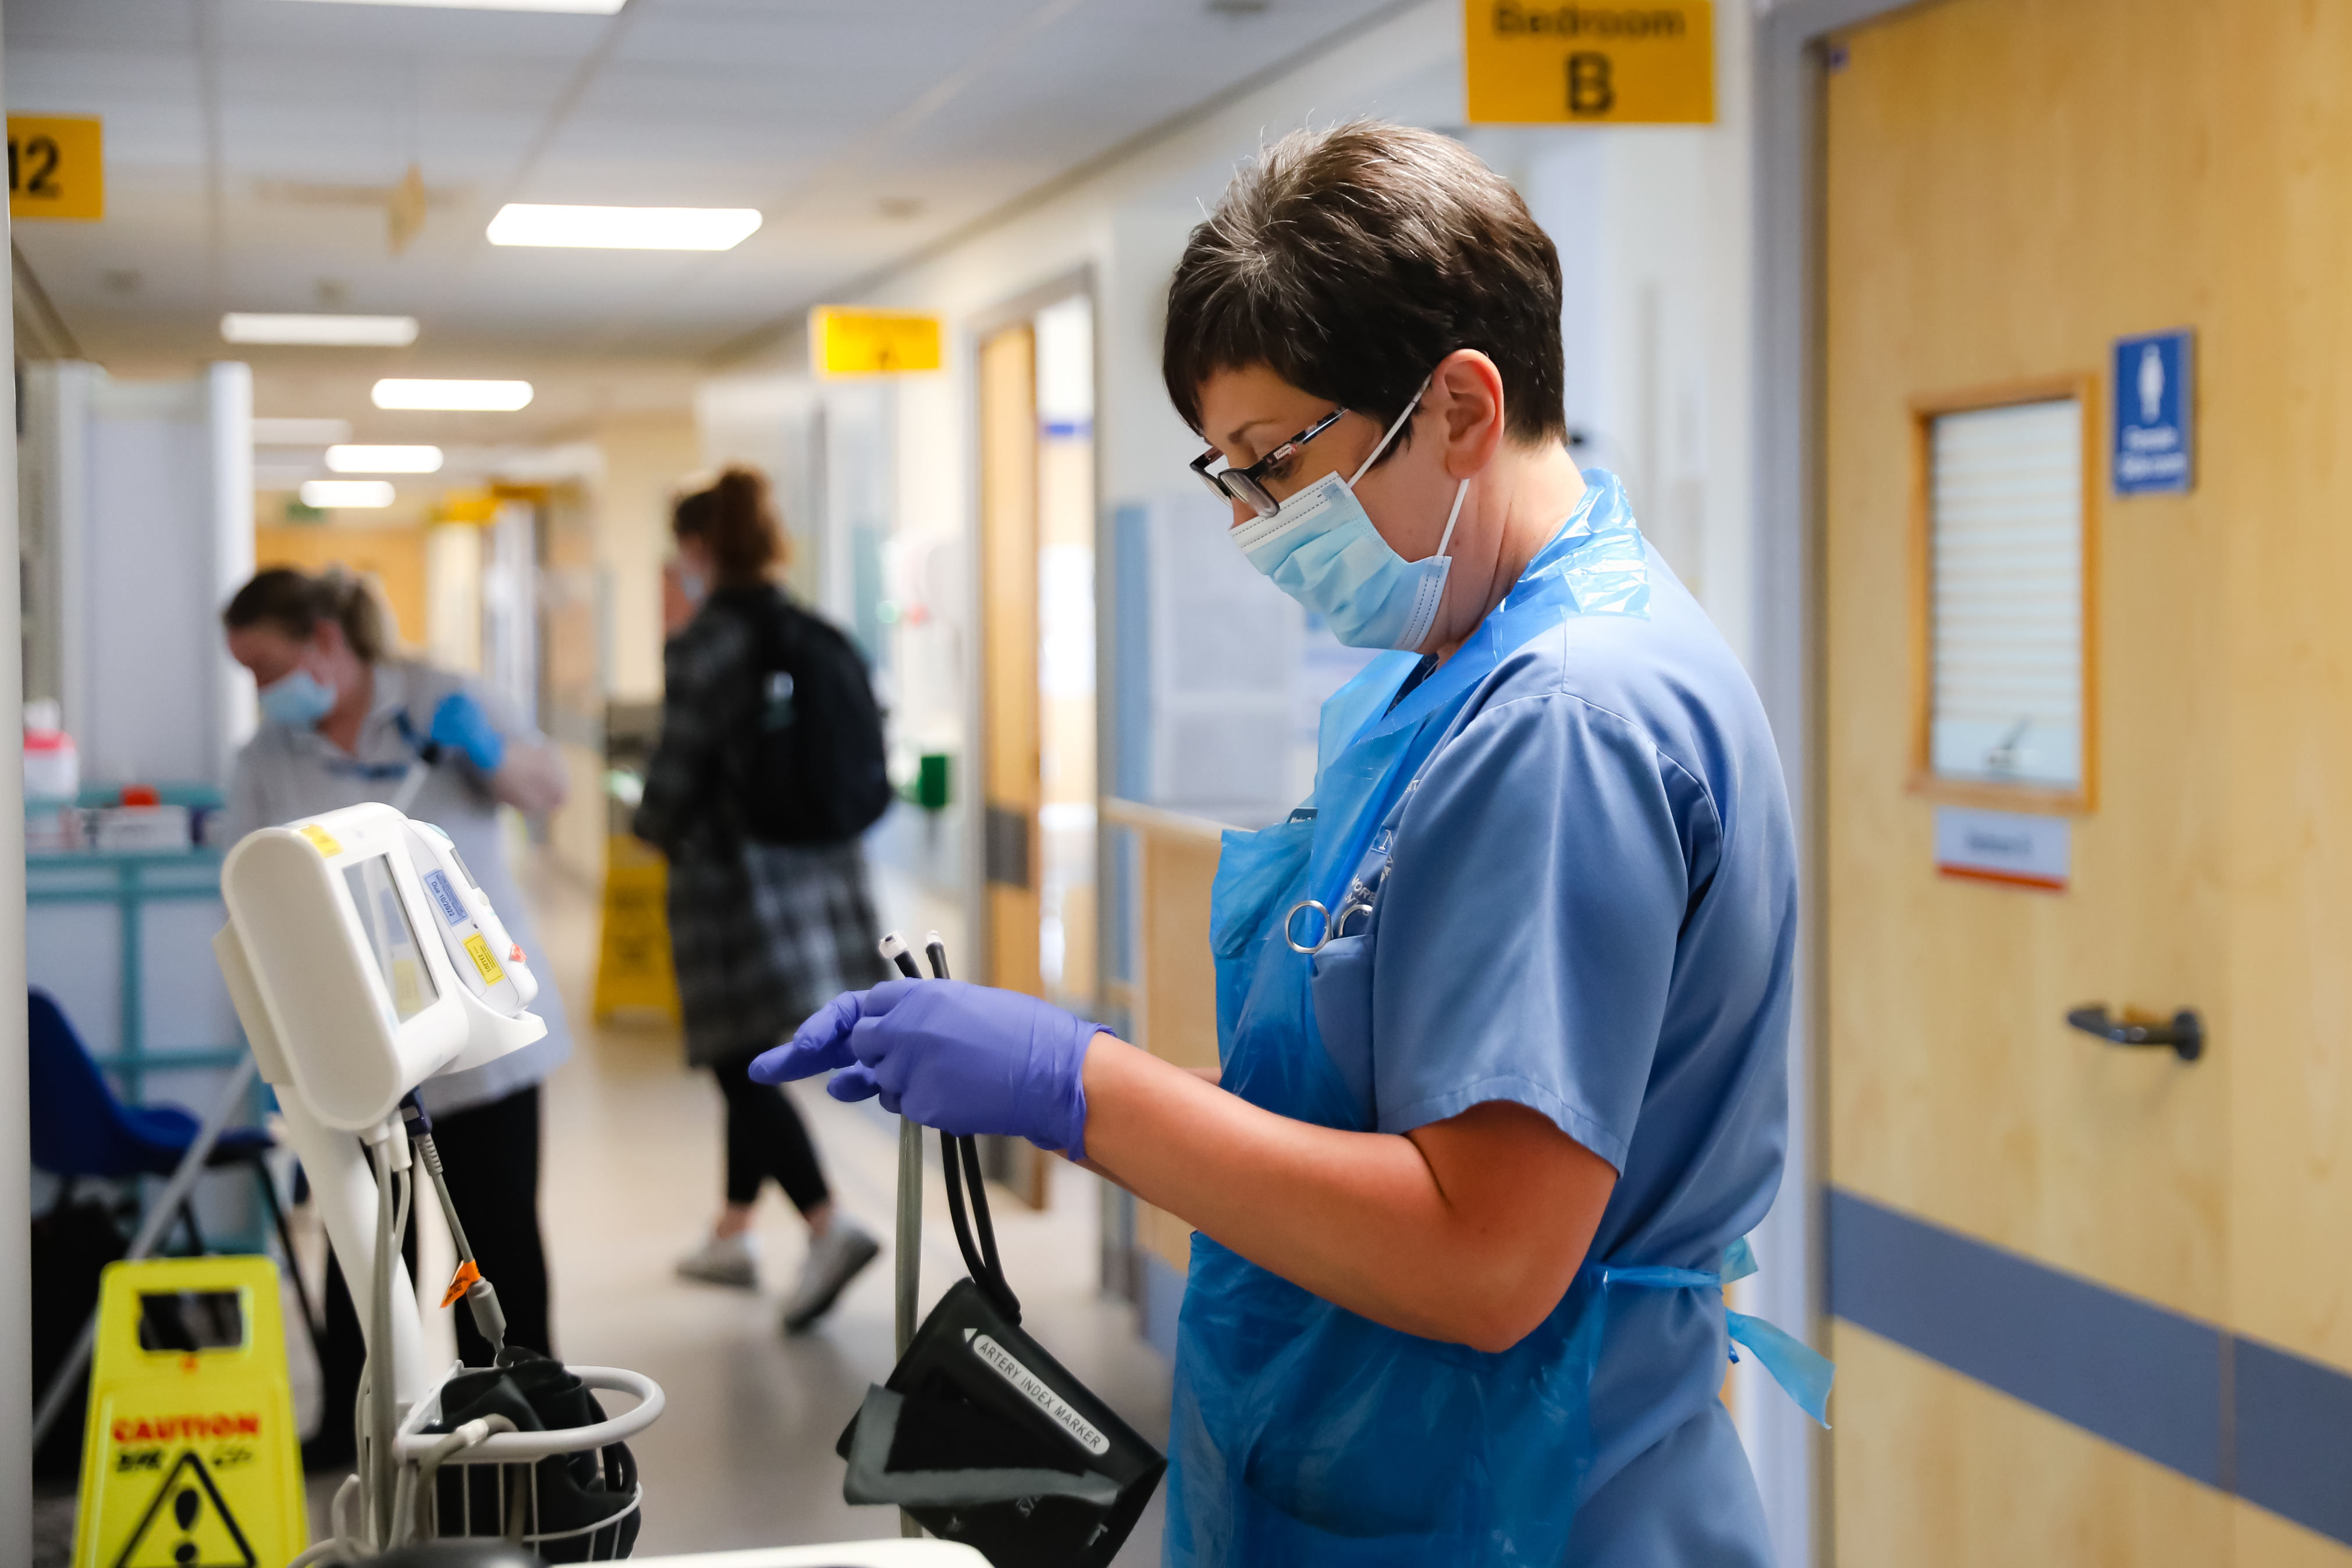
[781,1220,881,1334]
[675,1231,759,1290]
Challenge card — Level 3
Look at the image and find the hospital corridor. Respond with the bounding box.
[11,2,2352,1567]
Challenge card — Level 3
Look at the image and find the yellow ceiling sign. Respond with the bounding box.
[9,115,103,220]
[1465,2,1714,125]
[811,307,943,377]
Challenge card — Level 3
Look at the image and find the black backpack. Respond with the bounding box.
[707,585,892,846]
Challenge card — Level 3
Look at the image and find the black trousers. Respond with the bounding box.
[712,1049,831,1214]
[308,1085,549,1465]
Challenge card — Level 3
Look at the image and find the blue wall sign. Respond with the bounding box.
[2113,328,2194,495]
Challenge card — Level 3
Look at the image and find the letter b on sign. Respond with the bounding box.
[1566,52,1617,115]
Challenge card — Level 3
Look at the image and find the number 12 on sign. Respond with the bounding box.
[7,116,102,221]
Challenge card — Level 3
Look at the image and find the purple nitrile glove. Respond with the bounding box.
[751,979,1103,1161]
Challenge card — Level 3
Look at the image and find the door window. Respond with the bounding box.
[1918,392,2092,803]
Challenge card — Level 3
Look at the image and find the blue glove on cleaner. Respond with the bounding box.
[429,691,506,773]
[751,979,1104,1160]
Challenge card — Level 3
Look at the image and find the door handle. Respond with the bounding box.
[2065,1005,2203,1063]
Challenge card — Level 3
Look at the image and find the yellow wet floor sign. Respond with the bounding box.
[593,833,680,1021]
[73,1255,305,1568]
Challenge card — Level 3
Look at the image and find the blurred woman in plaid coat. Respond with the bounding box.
[633,468,890,1332]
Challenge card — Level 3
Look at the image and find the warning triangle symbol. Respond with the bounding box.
[111,1450,257,1568]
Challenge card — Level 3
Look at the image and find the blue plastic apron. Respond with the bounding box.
[1164,479,1830,1566]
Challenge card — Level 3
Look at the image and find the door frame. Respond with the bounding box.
[1751,3,1919,1564]
[960,266,1100,999]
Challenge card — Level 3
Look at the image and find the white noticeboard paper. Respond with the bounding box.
[1935,806,2070,893]
[1928,397,2084,793]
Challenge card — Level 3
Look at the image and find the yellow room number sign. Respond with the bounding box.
[1465,2,1715,125]
[811,307,943,377]
[9,115,104,220]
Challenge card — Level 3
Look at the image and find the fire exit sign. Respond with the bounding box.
[1465,2,1715,125]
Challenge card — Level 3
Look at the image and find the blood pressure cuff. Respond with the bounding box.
[428,1348,641,1562]
[837,1278,1164,1566]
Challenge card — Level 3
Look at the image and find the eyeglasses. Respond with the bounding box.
[1189,407,1346,519]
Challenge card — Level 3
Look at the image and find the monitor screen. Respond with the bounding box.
[342,854,438,1022]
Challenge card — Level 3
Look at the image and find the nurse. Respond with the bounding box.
[760,121,1827,1564]
[221,566,572,1450]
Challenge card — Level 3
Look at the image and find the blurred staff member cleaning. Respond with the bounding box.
[763,123,1830,1563]
[635,468,889,1332]
[221,566,571,1453]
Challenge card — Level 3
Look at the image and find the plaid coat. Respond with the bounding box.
[633,590,892,1066]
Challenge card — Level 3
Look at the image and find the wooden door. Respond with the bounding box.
[254,524,428,649]
[979,324,1042,998]
[1825,3,2352,1564]
[978,323,1052,1207]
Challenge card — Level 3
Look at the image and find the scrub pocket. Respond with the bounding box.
[1210,817,1315,1051]
[1307,931,1376,1133]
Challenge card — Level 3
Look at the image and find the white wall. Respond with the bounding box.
[592,413,704,705]
[26,360,255,787]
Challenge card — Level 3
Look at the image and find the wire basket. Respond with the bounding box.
[390,1363,663,1562]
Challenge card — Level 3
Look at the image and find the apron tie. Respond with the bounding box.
[1595,1239,1834,1428]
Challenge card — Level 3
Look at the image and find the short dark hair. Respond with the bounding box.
[673,465,784,587]
[1163,120,1567,451]
[223,566,389,663]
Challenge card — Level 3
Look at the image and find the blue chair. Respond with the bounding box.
[26,988,319,1339]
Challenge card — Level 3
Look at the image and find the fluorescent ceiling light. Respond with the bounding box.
[278,0,624,12]
[252,417,354,445]
[300,480,397,509]
[372,379,533,411]
[222,313,419,347]
[328,444,443,474]
[486,204,762,251]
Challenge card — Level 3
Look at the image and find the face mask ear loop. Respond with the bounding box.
[1347,375,1436,489]
[1430,478,1470,563]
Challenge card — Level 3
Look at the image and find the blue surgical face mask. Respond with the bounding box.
[677,566,708,605]
[1229,379,1471,652]
[258,667,336,730]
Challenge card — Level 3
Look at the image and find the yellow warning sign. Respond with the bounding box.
[1464,2,1715,125]
[74,1257,305,1568]
[592,834,681,1021]
[294,822,343,858]
[111,1452,254,1567]
[811,306,943,376]
[8,115,104,221]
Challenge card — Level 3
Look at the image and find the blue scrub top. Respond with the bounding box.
[1347,531,1795,1563]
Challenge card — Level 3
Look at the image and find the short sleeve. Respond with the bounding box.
[1368,693,1705,1169]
